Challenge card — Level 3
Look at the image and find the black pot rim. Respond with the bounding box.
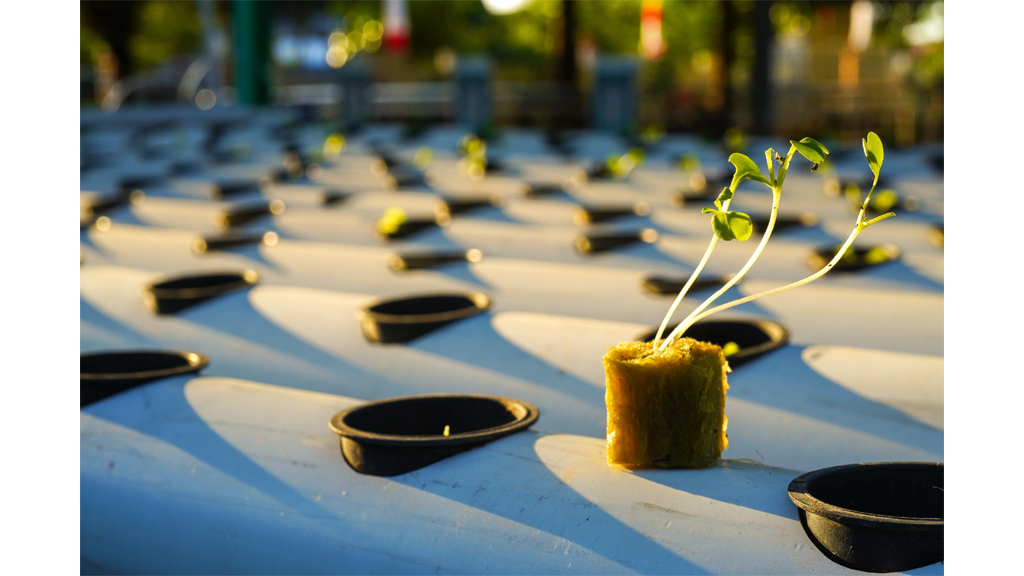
[358,292,491,325]
[720,318,788,360]
[328,393,540,447]
[80,349,210,382]
[788,462,944,530]
[192,231,272,253]
[639,317,789,362]
[144,269,259,300]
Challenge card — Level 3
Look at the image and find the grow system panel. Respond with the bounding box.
[80,108,944,575]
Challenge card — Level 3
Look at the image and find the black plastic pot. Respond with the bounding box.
[402,120,430,141]
[388,249,482,272]
[143,270,259,314]
[80,350,209,407]
[523,183,566,198]
[575,229,658,255]
[807,244,900,273]
[435,196,498,219]
[386,167,428,189]
[853,189,920,217]
[375,218,440,241]
[328,394,540,476]
[640,273,735,296]
[118,174,164,192]
[750,213,818,234]
[358,292,491,343]
[544,130,571,154]
[192,231,273,253]
[824,175,890,197]
[585,162,614,180]
[638,318,789,368]
[214,199,286,228]
[282,151,308,179]
[375,151,402,169]
[209,179,260,199]
[168,159,203,176]
[82,191,130,216]
[572,202,649,225]
[322,190,351,206]
[472,157,508,175]
[260,152,308,182]
[788,462,943,573]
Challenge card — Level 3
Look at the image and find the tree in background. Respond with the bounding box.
[82,1,203,77]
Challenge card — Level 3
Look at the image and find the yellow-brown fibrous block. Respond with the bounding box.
[604,338,729,468]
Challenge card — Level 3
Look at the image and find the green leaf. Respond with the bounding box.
[729,153,771,186]
[711,212,733,240]
[711,210,752,241]
[701,207,717,215]
[727,211,753,241]
[714,187,733,210]
[862,132,884,180]
[791,137,830,165]
[800,137,829,155]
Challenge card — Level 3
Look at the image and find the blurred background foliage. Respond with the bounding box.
[82,1,941,84]
[81,0,943,142]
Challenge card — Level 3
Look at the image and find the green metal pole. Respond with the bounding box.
[232,0,274,105]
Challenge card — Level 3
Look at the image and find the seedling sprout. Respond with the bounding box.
[377,207,409,235]
[652,132,894,351]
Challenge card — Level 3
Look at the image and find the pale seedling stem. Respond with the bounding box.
[682,211,893,327]
[651,186,735,348]
[659,145,797,351]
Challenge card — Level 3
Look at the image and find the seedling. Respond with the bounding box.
[603,132,893,469]
[589,148,647,181]
[377,207,408,235]
[413,147,434,168]
[459,134,488,179]
[604,147,645,179]
[652,131,894,351]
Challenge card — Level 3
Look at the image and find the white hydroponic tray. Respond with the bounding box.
[81,107,944,575]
